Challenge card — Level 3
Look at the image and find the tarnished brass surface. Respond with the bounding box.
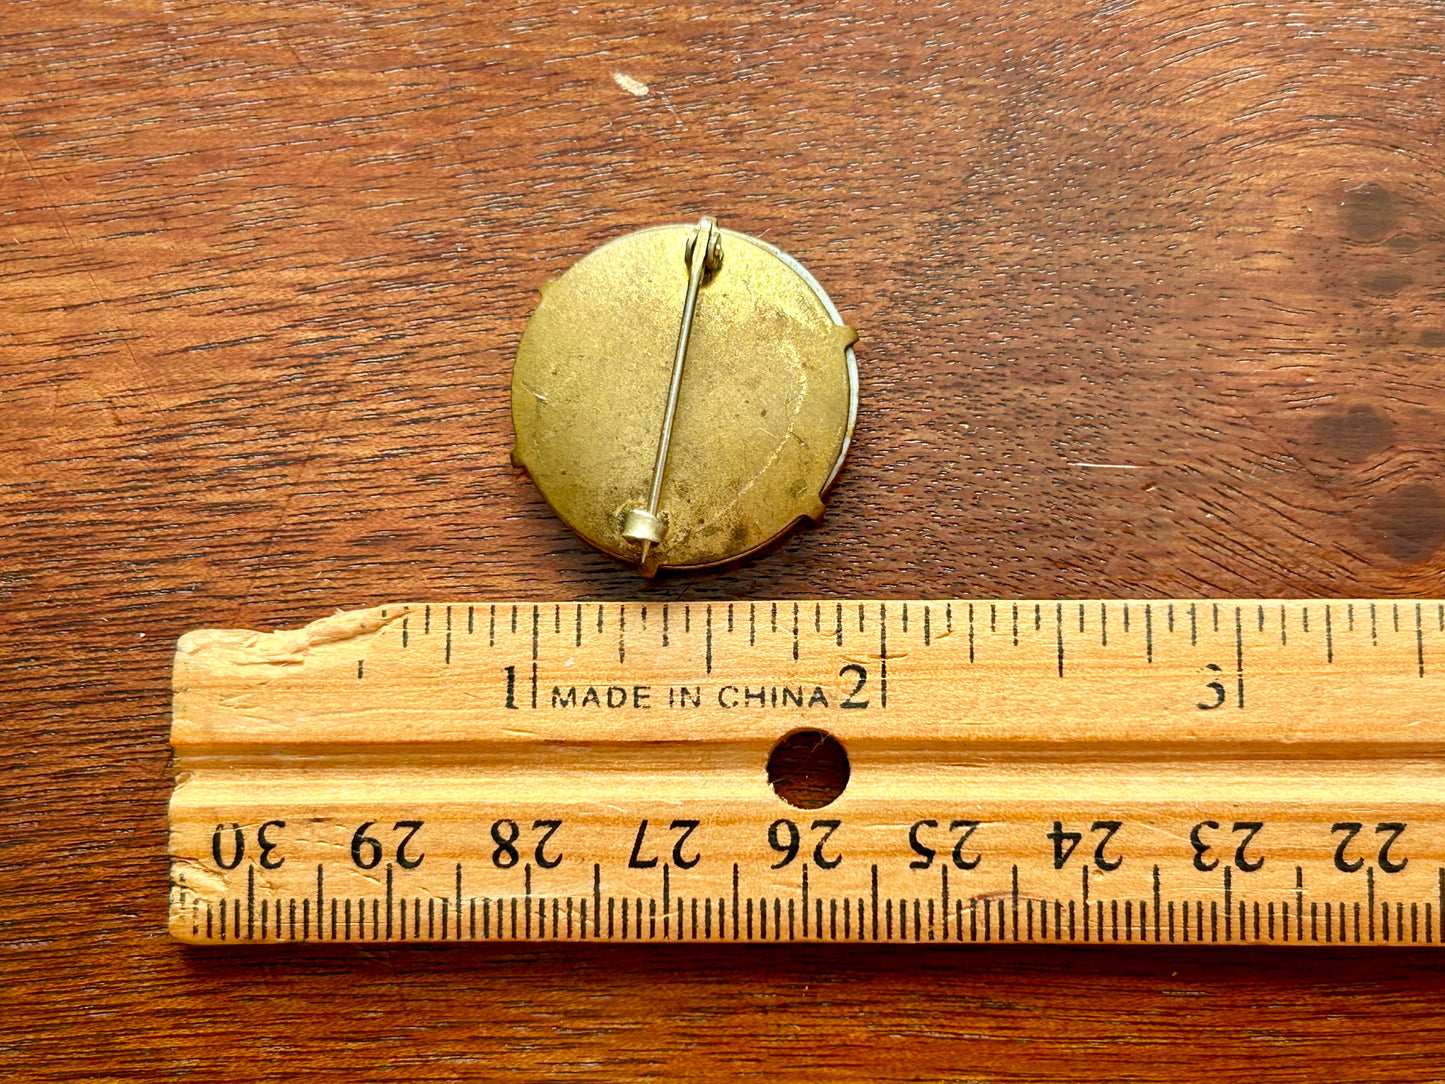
[511,222,858,573]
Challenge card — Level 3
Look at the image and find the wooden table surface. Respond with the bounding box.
[5,1,1445,1079]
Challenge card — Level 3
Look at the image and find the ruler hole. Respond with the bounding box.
[767,729,849,809]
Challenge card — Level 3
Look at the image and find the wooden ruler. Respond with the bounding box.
[170,599,1445,946]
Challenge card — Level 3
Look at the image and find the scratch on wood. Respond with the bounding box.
[612,71,649,97]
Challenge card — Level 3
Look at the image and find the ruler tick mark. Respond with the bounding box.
[1224,866,1232,941]
[1056,603,1065,677]
[1418,603,1426,677]
[733,864,741,939]
[879,603,888,709]
[871,865,879,940]
[706,607,713,674]
[1012,865,1020,940]
[802,865,809,937]
[1368,867,1376,941]
[1235,607,1245,710]
[1153,866,1161,943]
[939,865,948,941]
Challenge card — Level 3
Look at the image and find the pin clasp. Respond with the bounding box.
[621,216,723,575]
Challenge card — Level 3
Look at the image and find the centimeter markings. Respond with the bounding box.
[169,599,1445,946]
[171,860,1445,947]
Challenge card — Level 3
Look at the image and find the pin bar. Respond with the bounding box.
[623,216,722,575]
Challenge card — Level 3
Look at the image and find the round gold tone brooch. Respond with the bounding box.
[511,218,858,576]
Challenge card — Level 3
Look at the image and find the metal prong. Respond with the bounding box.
[621,217,722,572]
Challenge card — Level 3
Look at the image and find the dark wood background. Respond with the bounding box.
[5,1,1445,1079]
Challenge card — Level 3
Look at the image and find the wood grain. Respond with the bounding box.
[3,0,1444,1077]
